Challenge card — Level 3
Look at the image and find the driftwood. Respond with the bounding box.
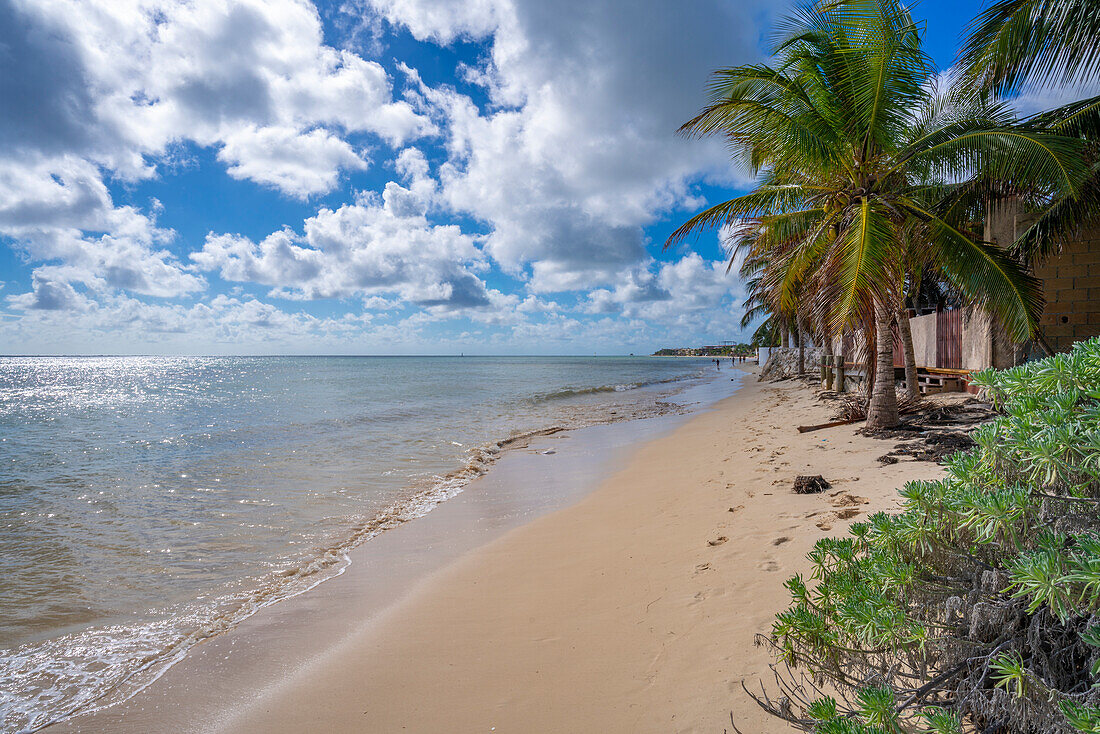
[797,417,861,433]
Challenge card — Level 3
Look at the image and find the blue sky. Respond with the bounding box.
[0,0,1033,354]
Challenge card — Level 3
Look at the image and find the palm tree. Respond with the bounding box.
[960,0,1100,96]
[961,0,1100,279]
[668,0,1085,428]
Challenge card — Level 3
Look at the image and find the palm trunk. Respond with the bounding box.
[867,300,900,429]
[897,307,920,401]
[1036,330,1056,357]
[797,324,805,373]
[781,323,790,349]
[822,328,834,389]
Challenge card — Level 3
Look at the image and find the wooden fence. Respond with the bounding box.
[936,309,962,369]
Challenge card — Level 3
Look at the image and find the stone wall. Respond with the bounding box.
[987,199,1100,355]
[1033,230,1100,353]
[760,346,825,381]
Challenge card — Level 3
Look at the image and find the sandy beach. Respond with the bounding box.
[51,367,946,733]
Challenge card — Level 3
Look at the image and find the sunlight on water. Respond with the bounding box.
[0,355,718,732]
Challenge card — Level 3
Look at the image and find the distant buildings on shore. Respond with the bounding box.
[652,343,753,357]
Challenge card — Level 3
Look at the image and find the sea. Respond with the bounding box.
[0,355,727,732]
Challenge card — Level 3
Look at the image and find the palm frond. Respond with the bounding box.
[959,0,1100,94]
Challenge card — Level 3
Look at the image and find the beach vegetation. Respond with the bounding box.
[757,338,1100,733]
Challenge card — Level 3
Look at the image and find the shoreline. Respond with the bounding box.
[45,369,742,733]
[49,368,946,733]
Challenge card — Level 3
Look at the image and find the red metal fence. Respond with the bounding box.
[937,309,962,369]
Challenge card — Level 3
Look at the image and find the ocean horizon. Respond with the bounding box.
[0,354,725,732]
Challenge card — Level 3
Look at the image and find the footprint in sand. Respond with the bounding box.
[760,560,780,572]
[772,536,791,546]
[836,508,861,520]
[708,535,729,546]
[817,521,833,531]
[727,505,743,513]
[830,493,870,508]
[694,562,712,574]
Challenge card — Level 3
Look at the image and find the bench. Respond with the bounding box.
[917,367,970,395]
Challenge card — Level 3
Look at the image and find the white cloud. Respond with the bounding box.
[1,0,767,353]
[379,0,764,292]
[0,0,432,200]
[193,160,490,310]
[1011,80,1100,117]
[217,126,368,199]
[0,0,436,325]
[0,158,204,300]
[361,0,502,43]
[8,272,92,312]
[583,253,741,324]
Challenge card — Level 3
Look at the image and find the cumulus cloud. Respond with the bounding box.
[1,0,432,184]
[193,155,490,310]
[2,0,766,353]
[0,158,204,301]
[380,0,764,291]
[584,253,741,324]
[0,0,435,327]
[8,272,91,312]
[217,126,368,198]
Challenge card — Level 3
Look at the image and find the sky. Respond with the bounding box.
[0,0,1039,355]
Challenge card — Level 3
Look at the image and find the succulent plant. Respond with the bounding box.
[760,338,1100,733]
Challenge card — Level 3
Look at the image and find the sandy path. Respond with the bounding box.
[213,370,943,734]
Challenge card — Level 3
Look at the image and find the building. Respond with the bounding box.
[828,201,1100,392]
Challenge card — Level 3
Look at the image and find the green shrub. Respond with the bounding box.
[763,338,1100,733]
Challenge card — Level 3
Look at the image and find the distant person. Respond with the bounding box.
[714,359,720,370]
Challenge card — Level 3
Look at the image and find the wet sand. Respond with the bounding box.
[53,368,945,733]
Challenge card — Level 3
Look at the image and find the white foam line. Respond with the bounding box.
[21,369,727,732]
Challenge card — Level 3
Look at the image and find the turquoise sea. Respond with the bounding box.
[0,355,722,732]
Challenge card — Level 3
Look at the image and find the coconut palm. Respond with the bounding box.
[668,0,1086,428]
[960,0,1100,274]
[959,0,1100,96]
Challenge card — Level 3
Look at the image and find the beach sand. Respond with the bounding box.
[215,368,943,734]
[52,368,947,733]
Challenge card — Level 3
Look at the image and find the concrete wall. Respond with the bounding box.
[1034,229,1100,353]
[909,312,937,368]
[962,307,994,371]
[987,199,1100,355]
[900,308,993,370]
